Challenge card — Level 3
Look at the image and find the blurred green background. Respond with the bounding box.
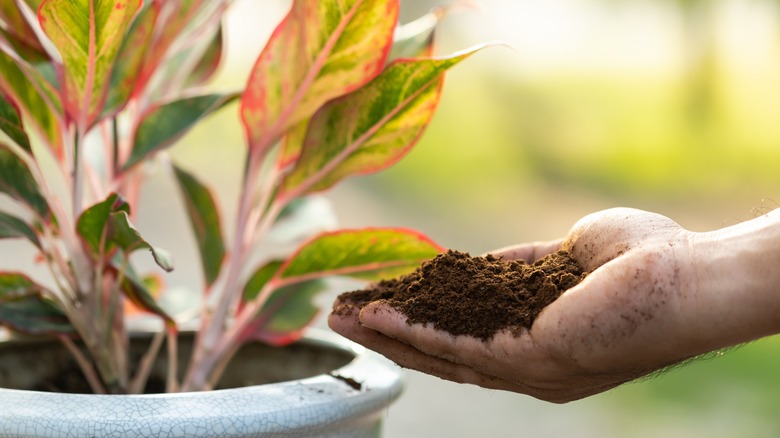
[171,0,780,436]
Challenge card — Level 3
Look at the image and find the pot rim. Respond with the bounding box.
[0,328,404,435]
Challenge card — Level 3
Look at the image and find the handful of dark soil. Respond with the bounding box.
[336,249,587,341]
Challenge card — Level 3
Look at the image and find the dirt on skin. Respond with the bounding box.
[336,249,588,341]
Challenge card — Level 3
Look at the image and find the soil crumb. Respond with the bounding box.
[336,249,587,341]
[329,373,363,391]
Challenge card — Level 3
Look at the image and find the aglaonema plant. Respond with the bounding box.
[0,0,485,394]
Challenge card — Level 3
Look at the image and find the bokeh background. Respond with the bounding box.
[4,0,778,436]
[183,0,780,437]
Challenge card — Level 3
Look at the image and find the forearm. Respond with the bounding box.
[689,208,780,349]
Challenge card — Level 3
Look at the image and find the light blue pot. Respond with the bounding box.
[0,330,403,437]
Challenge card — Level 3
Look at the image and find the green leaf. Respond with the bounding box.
[0,296,74,334]
[246,280,326,347]
[101,1,160,117]
[388,9,440,61]
[0,211,41,248]
[76,192,130,256]
[0,142,49,218]
[276,228,444,284]
[113,258,175,329]
[258,280,324,337]
[183,22,224,88]
[108,211,174,272]
[172,164,225,286]
[77,193,172,272]
[240,0,399,155]
[242,260,283,303]
[124,92,238,170]
[0,93,32,153]
[0,2,49,63]
[0,272,44,300]
[38,0,142,130]
[0,272,74,335]
[0,49,63,154]
[241,260,325,347]
[281,48,480,195]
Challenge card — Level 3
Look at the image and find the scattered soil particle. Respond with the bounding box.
[329,373,362,391]
[336,249,587,341]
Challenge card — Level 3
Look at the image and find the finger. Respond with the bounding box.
[330,306,630,403]
[357,301,541,378]
[328,308,541,394]
[333,307,626,403]
[484,239,564,263]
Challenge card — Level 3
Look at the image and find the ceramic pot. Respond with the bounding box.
[0,329,403,437]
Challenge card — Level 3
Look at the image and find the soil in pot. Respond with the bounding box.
[0,333,353,394]
[336,249,587,341]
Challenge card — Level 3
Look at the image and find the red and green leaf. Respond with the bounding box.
[0,93,32,153]
[0,49,63,154]
[237,228,442,345]
[275,228,443,285]
[0,272,74,335]
[240,0,399,155]
[172,164,225,287]
[241,260,323,347]
[123,92,238,170]
[280,48,481,196]
[273,5,441,173]
[0,211,41,248]
[0,272,45,300]
[38,0,142,131]
[183,22,224,88]
[131,0,206,96]
[0,142,49,218]
[110,258,175,329]
[243,278,325,347]
[22,0,45,12]
[101,1,159,117]
[242,260,284,304]
[276,120,308,172]
[0,1,49,64]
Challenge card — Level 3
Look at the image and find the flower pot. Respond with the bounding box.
[0,329,403,437]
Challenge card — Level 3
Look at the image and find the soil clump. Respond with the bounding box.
[336,249,587,341]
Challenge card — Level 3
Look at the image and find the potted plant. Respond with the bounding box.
[0,0,485,435]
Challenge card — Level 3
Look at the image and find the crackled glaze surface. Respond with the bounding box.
[0,331,403,438]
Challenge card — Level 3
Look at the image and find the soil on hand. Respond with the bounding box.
[336,249,587,341]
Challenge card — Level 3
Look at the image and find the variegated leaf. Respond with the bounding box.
[281,48,481,196]
[38,0,142,131]
[240,0,399,155]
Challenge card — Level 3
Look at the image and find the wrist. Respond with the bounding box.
[689,209,780,348]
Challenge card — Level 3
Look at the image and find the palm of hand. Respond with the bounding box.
[329,208,700,402]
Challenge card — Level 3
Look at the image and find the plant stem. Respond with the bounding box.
[111,117,119,177]
[182,151,259,391]
[182,144,292,390]
[128,330,165,394]
[72,131,84,218]
[166,330,179,393]
[59,336,107,395]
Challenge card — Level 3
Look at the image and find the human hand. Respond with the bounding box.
[329,208,728,402]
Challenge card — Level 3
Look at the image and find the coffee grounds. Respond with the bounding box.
[336,249,587,341]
